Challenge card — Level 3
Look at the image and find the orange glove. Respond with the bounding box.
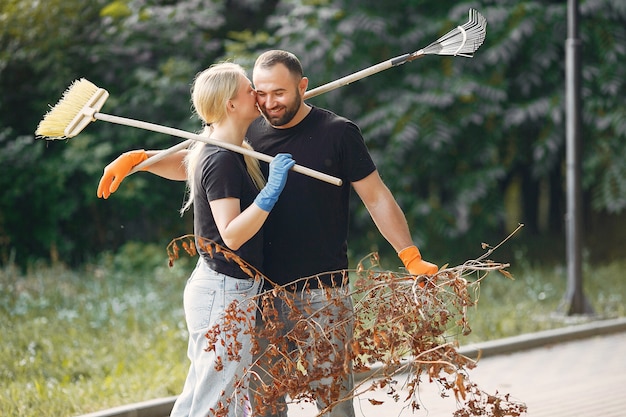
[97,150,148,199]
[398,245,438,276]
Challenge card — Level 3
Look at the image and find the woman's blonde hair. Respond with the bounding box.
[181,62,265,215]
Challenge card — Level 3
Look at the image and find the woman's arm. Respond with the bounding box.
[97,149,187,199]
[209,198,269,251]
[144,149,187,180]
[208,153,295,251]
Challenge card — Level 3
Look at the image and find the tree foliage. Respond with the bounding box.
[0,0,271,264]
[236,0,626,264]
[0,0,625,266]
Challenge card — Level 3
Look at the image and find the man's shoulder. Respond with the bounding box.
[310,106,355,129]
[311,105,347,121]
[248,116,268,132]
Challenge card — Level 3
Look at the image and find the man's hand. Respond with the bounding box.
[398,245,438,276]
[97,150,148,199]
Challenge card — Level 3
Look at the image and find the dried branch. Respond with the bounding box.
[166,231,528,417]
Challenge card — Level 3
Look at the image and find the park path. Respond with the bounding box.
[79,317,626,417]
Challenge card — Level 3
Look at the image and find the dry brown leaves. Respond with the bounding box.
[167,228,527,417]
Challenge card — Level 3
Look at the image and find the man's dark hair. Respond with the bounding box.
[254,50,304,79]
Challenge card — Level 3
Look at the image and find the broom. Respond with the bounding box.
[34,78,342,186]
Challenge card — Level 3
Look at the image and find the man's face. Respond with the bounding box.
[253,63,302,128]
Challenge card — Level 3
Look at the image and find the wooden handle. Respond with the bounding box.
[94,112,343,186]
[303,53,424,99]
[130,139,193,174]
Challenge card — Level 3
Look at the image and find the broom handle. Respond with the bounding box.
[93,112,342,186]
[130,139,193,174]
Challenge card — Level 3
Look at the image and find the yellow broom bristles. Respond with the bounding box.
[35,78,100,139]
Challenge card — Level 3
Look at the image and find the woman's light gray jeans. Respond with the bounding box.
[170,259,261,417]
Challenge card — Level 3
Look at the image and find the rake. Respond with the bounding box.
[129,8,486,168]
[35,9,486,183]
[305,8,487,98]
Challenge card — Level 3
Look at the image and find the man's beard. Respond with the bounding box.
[261,90,302,127]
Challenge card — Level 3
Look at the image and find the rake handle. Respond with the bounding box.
[130,139,192,174]
[124,8,481,179]
[94,112,342,186]
[304,52,424,99]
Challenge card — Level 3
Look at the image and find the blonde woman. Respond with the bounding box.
[97,62,294,417]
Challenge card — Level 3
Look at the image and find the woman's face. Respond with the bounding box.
[231,74,260,122]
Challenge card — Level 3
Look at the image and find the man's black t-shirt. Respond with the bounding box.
[247,106,376,286]
[193,144,264,279]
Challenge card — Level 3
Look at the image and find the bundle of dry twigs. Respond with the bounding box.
[167,227,527,417]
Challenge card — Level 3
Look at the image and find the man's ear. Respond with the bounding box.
[299,76,309,95]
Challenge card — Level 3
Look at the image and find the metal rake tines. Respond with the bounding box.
[417,9,487,57]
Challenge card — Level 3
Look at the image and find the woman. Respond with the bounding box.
[96,62,294,417]
[173,62,295,417]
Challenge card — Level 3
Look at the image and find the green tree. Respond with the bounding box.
[0,0,113,263]
[0,0,279,265]
[1,0,624,267]
[228,0,626,265]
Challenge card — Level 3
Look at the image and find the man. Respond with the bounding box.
[96,50,437,417]
[242,50,437,417]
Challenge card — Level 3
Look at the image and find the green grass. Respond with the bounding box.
[1,243,624,417]
[463,251,626,344]
[0,243,193,417]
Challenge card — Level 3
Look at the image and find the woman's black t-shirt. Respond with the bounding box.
[193,144,263,279]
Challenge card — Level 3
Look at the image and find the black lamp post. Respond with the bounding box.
[562,0,594,315]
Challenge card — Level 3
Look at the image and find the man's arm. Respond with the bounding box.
[352,170,438,275]
[352,170,414,251]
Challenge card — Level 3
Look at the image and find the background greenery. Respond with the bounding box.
[1,0,625,415]
[1,0,625,269]
[2,246,624,417]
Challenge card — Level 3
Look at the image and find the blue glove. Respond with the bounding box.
[254,153,295,212]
